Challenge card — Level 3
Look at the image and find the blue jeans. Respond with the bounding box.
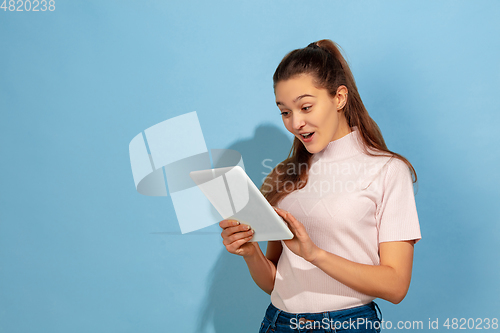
[258,302,382,333]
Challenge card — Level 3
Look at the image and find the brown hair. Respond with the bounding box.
[261,39,417,206]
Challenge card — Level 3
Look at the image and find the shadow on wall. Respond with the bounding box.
[196,123,292,333]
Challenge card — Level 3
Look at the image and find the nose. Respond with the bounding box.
[291,113,306,130]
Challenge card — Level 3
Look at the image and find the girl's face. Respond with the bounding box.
[275,74,350,154]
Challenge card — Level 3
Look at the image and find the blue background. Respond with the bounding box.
[1,1,499,332]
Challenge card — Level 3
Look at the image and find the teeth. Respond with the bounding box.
[302,132,313,138]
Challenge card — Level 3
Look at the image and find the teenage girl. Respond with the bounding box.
[219,39,421,333]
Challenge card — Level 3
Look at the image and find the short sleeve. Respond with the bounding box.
[376,158,421,244]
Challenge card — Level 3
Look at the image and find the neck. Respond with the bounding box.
[330,117,351,142]
[315,126,363,161]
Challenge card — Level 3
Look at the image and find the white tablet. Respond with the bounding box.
[189,166,293,242]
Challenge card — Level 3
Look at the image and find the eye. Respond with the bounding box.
[302,105,312,112]
[280,110,290,117]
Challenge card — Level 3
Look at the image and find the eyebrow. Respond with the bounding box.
[276,94,315,106]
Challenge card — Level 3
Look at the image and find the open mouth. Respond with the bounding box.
[301,132,314,139]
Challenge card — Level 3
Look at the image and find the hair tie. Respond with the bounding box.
[307,42,320,49]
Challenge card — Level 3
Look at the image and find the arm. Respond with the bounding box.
[219,220,282,295]
[243,240,282,295]
[275,207,415,304]
[312,240,414,304]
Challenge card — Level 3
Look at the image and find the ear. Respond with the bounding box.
[334,85,348,111]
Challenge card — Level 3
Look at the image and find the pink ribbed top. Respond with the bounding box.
[271,126,421,313]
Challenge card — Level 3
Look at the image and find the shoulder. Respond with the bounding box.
[376,157,415,200]
[355,153,413,191]
[359,151,410,175]
[384,157,412,181]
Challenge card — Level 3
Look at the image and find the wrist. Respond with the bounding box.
[309,247,325,266]
[242,242,260,260]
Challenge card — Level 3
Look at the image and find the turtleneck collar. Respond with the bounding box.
[313,126,364,162]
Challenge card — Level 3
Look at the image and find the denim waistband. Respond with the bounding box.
[264,301,382,332]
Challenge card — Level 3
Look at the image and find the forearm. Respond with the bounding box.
[243,243,277,295]
[274,208,415,304]
[311,249,410,304]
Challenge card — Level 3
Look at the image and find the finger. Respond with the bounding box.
[275,210,293,227]
[274,207,295,226]
[227,233,255,254]
[274,207,295,223]
[219,219,240,229]
[221,223,252,239]
[223,227,254,246]
[273,207,286,217]
[275,208,305,237]
[226,231,254,252]
[273,208,295,229]
[286,217,306,238]
[283,219,300,238]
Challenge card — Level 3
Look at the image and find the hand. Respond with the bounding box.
[274,207,321,263]
[219,219,256,257]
